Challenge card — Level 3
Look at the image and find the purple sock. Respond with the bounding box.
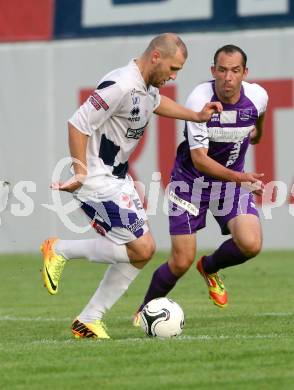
[138,262,179,311]
[203,238,250,274]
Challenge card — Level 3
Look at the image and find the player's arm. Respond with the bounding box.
[154,95,222,122]
[51,123,89,193]
[191,147,264,185]
[250,112,266,145]
[51,83,122,193]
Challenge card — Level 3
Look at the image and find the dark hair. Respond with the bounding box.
[214,45,247,68]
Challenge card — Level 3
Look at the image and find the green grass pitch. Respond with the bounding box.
[1,250,294,389]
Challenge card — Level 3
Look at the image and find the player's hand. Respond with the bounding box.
[249,127,262,145]
[50,174,85,193]
[196,102,223,122]
[239,172,265,195]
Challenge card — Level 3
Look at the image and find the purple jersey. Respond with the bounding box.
[173,80,268,184]
[169,80,268,235]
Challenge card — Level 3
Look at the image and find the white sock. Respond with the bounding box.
[78,262,140,322]
[55,237,129,264]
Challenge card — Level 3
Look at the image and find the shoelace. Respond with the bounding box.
[213,273,225,291]
[52,258,66,281]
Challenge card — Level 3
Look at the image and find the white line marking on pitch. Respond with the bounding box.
[25,333,289,345]
[254,312,294,317]
[0,312,293,322]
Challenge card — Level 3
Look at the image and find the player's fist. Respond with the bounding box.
[239,172,265,195]
[196,101,223,122]
[50,174,85,193]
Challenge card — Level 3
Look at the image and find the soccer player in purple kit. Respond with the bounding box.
[134,44,268,322]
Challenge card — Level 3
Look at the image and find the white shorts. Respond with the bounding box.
[75,176,148,245]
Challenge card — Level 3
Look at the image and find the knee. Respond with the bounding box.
[137,240,156,262]
[235,236,262,258]
[127,235,156,268]
[169,252,194,276]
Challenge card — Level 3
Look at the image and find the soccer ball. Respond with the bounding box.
[140,297,184,338]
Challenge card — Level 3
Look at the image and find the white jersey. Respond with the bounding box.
[69,59,161,199]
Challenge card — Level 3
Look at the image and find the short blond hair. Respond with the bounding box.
[144,33,188,59]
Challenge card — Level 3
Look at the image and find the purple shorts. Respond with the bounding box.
[168,177,259,236]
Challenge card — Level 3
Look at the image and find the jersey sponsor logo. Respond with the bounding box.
[239,109,252,121]
[126,217,145,233]
[126,125,146,139]
[226,139,243,167]
[169,191,199,216]
[210,113,220,122]
[89,91,109,111]
[208,125,253,143]
[220,111,237,124]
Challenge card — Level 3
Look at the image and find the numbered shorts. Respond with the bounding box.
[77,183,148,245]
[169,182,259,236]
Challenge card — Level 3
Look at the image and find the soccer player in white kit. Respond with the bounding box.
[41,33,222,339]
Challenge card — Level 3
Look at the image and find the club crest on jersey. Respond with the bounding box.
[239,109,252,121]
[131,89,140,105]
[126,125,146,139]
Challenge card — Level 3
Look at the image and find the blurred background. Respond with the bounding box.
[0,0,293,252]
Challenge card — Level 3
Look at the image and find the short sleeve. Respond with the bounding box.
[185,84,212,150]
[258,86,268,115]
[148,85,161,111]
[243,82,269,116]
[69,82,123,136]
